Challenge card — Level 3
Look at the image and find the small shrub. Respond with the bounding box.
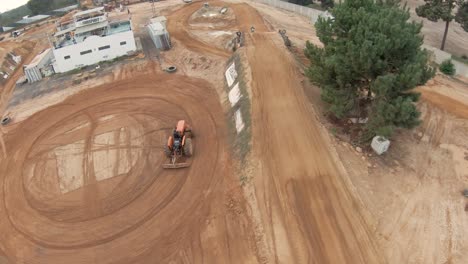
[462,54,468,60]
[439,59,456,76]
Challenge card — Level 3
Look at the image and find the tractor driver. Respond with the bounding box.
[173,128,180,140]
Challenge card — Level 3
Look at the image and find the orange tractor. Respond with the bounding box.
[163,120,193,169]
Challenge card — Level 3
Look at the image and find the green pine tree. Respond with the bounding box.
[455,0,468,31]
[416,0,468,50]
[305,0,434,140]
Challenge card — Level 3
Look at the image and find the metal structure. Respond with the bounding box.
[147,17,171,50]
[24,48,53,83]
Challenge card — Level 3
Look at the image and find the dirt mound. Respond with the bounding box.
[168,2,231,58]
[189,5,236,29]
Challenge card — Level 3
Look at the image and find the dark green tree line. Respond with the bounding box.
[416,0,468,50]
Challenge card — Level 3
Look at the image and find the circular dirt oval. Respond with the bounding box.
[0,74,225,263]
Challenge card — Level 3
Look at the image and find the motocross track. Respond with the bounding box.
[245,20,384,264]
[168,3,231,58]
[175,1,384,263]
[0,74,257,263]
[0,1,385,263]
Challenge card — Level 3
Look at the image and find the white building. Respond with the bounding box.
[52,7,136,73]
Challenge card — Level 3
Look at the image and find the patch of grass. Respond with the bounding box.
[67,67,83,75]
[98,55,128,65]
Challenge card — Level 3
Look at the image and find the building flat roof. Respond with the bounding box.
[74,7,104,18]
[16,15,50,24]
[148,21,166,34]
[53,4,79,13]
[75,21,108,35]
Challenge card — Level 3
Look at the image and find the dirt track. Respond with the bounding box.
[168,3,231,58]
[174,1,385,263]
[0,74,257,263]
[418,76,468,119]
[246,27,384,264]
[0,1,388,263]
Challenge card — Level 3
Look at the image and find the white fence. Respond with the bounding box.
[255,0,328,23]
[254,0,468,77]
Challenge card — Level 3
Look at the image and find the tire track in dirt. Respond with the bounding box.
[0,73,257,263]
[168,1,232,58]
[419,89,468,119]
[169,1,385,262]
[0,1,391,263]
[242,9,386,264]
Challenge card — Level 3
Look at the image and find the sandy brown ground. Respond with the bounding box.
[244,18,384,264]
[0,2,260,264]
[0,73,258,263]
[247,0,468,57]
[235,2,468,263]
[177,1,386,263]
[332,75,468,263]
[1,0,467,263]
[0,1,385,263]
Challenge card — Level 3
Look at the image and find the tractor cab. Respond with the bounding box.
[163,120,193,169]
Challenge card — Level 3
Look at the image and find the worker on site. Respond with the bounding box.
[173,128,180,140]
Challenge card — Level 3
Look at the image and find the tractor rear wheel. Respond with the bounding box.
[184,138,193,157]
[164,145,172,157]
[185,129,193,138]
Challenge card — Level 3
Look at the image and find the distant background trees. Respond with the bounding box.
[305,0,434,140]
[0,5,32,27]
[455,0,468,31]
[27,0,55,15]
[0,0,76,27]
[27,0,77,15]
[288,0,335,10]
[416,0,468,50]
